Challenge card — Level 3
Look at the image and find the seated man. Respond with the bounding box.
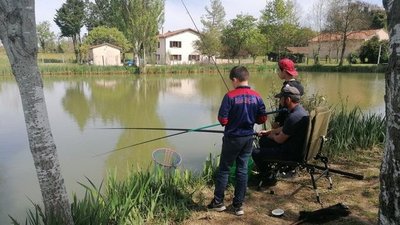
[252,86,309,185]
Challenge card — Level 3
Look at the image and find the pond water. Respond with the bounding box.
[0,72,384,223]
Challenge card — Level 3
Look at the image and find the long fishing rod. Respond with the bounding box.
[94,122,221,157]
[180,0,230,91]
[97,109,286,132]
[99,127,224,133]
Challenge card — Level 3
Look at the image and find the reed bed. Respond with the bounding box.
[10,166,205,225]
[325,105,385,157]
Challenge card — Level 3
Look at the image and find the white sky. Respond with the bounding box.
[35,0,384,35]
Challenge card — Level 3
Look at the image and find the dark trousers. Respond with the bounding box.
[214,135,253,207]
[252,137,286,176]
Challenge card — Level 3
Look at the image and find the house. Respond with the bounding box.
[89,43,122,66]
[307,29,389,59]
[156,28,204,65]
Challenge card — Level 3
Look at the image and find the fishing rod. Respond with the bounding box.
[180,0,229,91]
[94,122,221,157]
[96,109,286,132]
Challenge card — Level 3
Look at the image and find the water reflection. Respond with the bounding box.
[0,72,385,223]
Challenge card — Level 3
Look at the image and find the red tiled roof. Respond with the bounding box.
[309,29,386,42]
[286,47,309,54]
[158,28,199,38]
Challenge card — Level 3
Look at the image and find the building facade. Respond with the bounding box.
[89,43,122,66]
[308,29,389,60]
[156,28,204,65]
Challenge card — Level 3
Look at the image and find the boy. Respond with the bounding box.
[274,58,304,128]
[208,66,267,216]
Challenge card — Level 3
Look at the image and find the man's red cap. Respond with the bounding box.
[278,58,298,77]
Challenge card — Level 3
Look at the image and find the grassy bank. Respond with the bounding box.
[11,105,384,225]
[0,49,386,75]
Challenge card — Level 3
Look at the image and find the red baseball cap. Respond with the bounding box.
[278,58,298,77]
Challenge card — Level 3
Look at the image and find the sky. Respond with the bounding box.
[35,0,384,35]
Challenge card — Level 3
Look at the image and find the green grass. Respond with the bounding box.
[10,166,205,225]
[325,104,385,157]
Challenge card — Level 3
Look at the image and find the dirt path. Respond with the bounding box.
[183,148,381,225]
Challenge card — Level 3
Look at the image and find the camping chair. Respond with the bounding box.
[257,106,333,204]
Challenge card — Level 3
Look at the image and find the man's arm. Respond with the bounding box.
[267,128,289,144]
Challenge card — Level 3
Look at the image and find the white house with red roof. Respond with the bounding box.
[156,28,203,65]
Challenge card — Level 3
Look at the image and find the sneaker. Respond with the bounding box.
[207,199,226,212]
[233,205,244,216]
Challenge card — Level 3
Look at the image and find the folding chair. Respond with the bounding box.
[257,106,333,204]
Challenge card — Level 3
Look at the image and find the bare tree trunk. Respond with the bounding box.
[379,0,400,224]
[0,1,74,224]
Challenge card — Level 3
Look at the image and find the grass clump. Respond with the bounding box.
[10,166,205,225]
[326,104,385,157]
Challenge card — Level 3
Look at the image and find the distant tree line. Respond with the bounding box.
[36,0,387,66]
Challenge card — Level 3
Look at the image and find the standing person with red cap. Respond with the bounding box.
[273,58,304,128]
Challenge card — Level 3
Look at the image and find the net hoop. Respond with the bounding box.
[152,148,182,168]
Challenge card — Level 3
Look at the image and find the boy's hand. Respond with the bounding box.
[257,130,271,137]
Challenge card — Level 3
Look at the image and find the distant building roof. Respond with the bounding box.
[158,28,200,38]
[286,47,309,54]
[309,29,388,42]
[89,43,122,51]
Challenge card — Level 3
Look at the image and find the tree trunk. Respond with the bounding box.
[379,0,400,224]
[339,33,347,66]
[0,1,74,224]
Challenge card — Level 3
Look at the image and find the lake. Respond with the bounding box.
[0,71,384,223]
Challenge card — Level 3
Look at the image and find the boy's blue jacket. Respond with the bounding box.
[218,86,267,137]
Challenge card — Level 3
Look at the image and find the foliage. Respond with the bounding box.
[117,0,165,67]
[245,29,269,64]
[11,166,205,225]
[221,14,257,62]
[359,36,389,64]
[194,29,222,61]
[325,0,371,66]
[36,21,56,53]
[54,0,85,62]
[347,52,358,64]
[201,0,226,31]
[195,0,226,60]
[259,0,299,57]
[326,104,385,156]
[80,26,131,62]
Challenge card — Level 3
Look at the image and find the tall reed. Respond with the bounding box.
[326,105,385,156]
[10,166,203,225]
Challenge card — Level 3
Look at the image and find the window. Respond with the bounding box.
[170,41,182,48]
[170,55,182,61]
[156,54,160,61]
[188,55,200,61]
[157,42,160,48]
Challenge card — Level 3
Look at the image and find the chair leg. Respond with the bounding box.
[308,167,322,204]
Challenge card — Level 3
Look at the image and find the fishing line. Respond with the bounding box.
[180,0,230,91]
[94,122,220,157]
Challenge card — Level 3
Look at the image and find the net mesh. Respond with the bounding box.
[152,148,182,168]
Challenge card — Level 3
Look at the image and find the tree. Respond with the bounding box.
[326,0,370,66]
[221,14,257,63]
[259,0,299,59]
[307,0,328,64]
[379,0,400,222]
[195,0,226,62]
[54,0,85,63]
[359,36,388,64]
[118,0,164,70]
[36,21,56,53]
[201,0,226,31]
[0,1,74,225]
[244,29,268,64]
